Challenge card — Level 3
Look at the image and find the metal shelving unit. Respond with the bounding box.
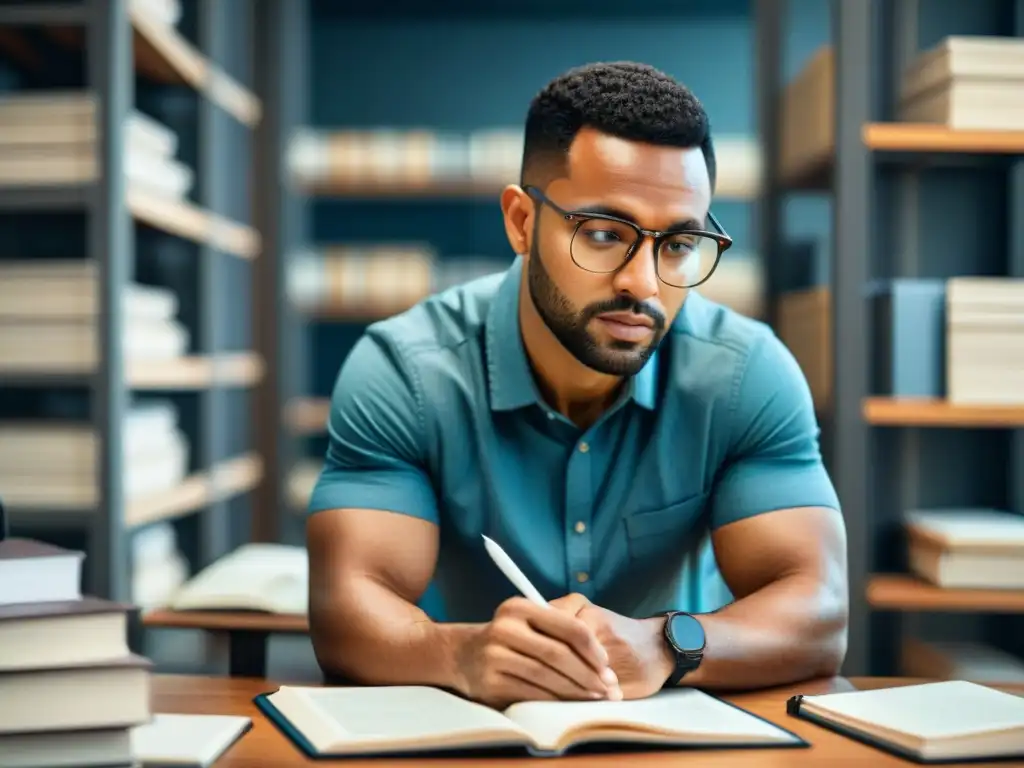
[0,0,266,609]
[758,0,1024,676]
[252,0,310,546]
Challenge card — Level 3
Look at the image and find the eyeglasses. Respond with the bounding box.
[524,185,732,289]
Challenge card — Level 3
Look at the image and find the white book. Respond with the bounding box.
[256,684,803,758]
[788,680,1024,762]
[131,714,250,767]
[905,508,1024,589]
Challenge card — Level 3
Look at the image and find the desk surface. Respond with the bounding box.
[152,674,1024,767]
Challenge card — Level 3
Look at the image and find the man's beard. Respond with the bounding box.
[525,241,667,377]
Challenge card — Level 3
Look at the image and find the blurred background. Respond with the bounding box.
[0,0,1022,685]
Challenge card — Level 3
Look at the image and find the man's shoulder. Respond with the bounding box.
[363,269,505,363]
[664,292,782,399]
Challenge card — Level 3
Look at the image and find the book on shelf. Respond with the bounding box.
[0,401,190,511]
[899,36,1024,130]
[0,90,192,200]
[289,128,761,200]
[166,543,307,615]
[904,507,1024,590]
[255,684,805,759]
[130,0,183,28]
[945,277,1024,405]
[787,680,1024,763]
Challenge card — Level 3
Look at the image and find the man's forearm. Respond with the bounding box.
[310,576,481,692]
[663,574,848,690]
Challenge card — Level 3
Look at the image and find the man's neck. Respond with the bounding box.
[519,290,623,428]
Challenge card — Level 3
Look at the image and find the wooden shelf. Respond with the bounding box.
[863,123,1024,154]
[867,575,1024,613]
[128,353,264,390]
[126,453,263,529]
[127,188,260,259]
[285,397,329,434]
[299,178,505,199]
[863,397,1024,428]
[303,298,421,321]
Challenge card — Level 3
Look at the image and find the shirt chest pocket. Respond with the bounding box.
[623,494,708,561]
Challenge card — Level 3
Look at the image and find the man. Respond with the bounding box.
[306,62,848,709]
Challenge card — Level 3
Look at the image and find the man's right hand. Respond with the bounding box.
[453,596,622,708]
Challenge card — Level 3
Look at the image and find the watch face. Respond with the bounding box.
[668,613,705,653]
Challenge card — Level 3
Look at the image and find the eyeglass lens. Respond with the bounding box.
[570,218,720,288]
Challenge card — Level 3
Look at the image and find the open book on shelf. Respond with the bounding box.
[254,684,806,758]
[787,679,1024,763]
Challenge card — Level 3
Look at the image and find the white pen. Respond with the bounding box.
[482,535,549,608]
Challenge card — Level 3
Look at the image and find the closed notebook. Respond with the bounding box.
[787,679,1024,763]
[254,684,806,758]
[131,713,252,767]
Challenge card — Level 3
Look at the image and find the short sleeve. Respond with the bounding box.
[307,333,439,524]
[709,333,840,529]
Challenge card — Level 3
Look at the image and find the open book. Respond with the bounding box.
[787,679,1024,763]
[254,684,805,758]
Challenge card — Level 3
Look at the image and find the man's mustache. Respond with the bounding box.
[584,297,666,330]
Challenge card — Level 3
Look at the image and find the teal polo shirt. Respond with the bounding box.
[309,257,839,622]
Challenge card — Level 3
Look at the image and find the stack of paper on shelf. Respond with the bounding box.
[904,507,1024,589]
[166,543,308,615]
[129,0,182,29]
[945,277,1024,404]
[131,522,189,611]
[0,537,151,768]
[0,260,189,374]
[0,400,190,512]
[0,90,192,198]
[899,36,1024,130]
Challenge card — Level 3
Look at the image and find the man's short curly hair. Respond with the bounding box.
[520,61,716,192]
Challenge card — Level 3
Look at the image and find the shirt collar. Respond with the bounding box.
[485,255,659,413]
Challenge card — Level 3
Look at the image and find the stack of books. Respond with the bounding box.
[0,91,190,196]
[904,507,1024,590]
[899,36,1024,130]
[945,276,1024,404]
[0,400,190,512]
[0,537,151,767]
[0,260,189,375]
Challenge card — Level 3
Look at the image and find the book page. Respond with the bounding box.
[504,688,800,753]
[270,686,532,754]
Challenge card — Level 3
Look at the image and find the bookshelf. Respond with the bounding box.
[0,0,265,614]
[757,0,1024,676]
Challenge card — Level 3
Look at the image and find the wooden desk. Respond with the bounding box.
[151,674,1024,766]
[143,610,308,678]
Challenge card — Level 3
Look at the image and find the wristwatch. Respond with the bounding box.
[661,611,706,687]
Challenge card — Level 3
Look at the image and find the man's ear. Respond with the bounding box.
[500,184,533,256]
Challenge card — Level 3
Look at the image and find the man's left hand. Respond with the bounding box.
[550,595,675,700]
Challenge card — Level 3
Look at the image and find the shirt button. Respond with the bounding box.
[578,442,590,453]
[574,521,586,534]
[576,572,589,583]
[547,412,555,420]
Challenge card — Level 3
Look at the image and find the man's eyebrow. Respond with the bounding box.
[569,204,703,231]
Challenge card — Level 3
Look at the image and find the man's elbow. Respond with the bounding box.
[811,592,849,677]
